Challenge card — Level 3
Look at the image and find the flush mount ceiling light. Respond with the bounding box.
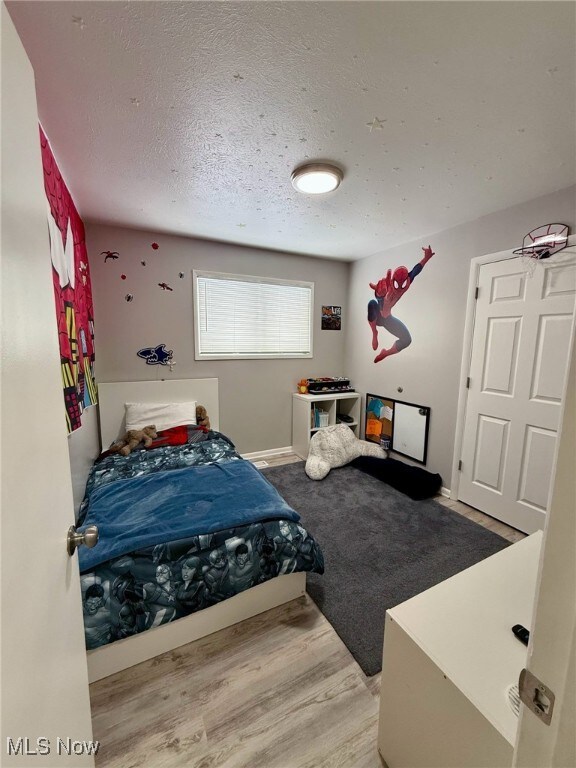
[291,163,343,194]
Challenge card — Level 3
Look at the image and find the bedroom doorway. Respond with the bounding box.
[453,245,576,534]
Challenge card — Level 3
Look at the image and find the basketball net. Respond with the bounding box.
[518,249,540,278]
[514,224,570,278]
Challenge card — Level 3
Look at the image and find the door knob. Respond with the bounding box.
[67,524,99,556]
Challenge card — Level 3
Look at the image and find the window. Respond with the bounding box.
[194,270,314,360]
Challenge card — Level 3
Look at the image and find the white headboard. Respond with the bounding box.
[98,378,219,449]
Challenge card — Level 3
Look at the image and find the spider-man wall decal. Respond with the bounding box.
[368,245,435,363]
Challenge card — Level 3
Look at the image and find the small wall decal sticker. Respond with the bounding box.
[366,117,385,132]
[121,274,127,280]
[101,251,119,261]
[178,272,185,278]
[125,294,134,302]
[158,282,173,291]
[151,242,159,250]
[322,306,342,330]
[137,344,174,366]
[368,245,435,363]
[141,260,146,266]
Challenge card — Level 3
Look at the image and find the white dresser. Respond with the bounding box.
[378,532,542,768]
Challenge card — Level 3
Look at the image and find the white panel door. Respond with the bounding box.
[1,7,95,765]
[458,249,576,533]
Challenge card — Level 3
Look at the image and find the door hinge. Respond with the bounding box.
[475,286,480,300]
[466,377,471,389]
[458,460,463,471]
[519,668,555,726]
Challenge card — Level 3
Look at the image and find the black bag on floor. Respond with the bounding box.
[350,456,442,500]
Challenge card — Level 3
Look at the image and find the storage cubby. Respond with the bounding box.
[292,392,362,459]
[335,397,359,424]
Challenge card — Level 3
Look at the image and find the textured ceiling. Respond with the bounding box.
[7,1,575,261]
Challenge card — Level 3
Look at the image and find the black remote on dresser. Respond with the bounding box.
[512,624,530,646]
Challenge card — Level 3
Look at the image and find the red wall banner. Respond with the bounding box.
[40,126,97,432]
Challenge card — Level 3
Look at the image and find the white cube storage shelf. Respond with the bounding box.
[292,392,362,459]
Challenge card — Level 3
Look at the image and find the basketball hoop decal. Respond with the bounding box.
[513,223,570,260]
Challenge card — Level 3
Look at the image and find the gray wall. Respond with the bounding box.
[345,185,576,487]
[86,223,350,453]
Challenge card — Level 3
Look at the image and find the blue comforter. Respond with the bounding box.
[78,433,324,651]
[79,460,298,571]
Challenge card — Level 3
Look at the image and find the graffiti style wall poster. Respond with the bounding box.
[322,305,341,330]
[40,127,97,432]
[368,245,434,363]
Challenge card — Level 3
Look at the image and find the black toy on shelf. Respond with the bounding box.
[306,377,354,395]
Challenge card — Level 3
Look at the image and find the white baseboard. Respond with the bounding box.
[241,446,293,460]
[440,486,451,498]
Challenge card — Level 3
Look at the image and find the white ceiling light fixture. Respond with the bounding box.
[291,163,343,194]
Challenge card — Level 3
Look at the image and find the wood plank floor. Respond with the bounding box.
[91,596,383,768]
[90,452,525,767]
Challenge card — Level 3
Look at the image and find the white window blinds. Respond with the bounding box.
[194,271,314,359]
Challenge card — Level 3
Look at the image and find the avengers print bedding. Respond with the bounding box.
[79,430,324,650]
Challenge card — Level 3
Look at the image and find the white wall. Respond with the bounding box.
[345,185,576,485]
[86,223,350,454]
[68,405,100,514]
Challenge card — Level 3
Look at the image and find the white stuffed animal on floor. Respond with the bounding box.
[305,423,387,480]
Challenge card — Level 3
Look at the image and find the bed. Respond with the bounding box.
[82,378,323,682]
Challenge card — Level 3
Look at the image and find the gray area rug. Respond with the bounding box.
[262,461,510,676]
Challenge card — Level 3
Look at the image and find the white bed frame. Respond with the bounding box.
[98,377,222,448]
[87,378,306,683]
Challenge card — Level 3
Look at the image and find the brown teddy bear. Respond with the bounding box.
[111,425,158,456]
[196,405,211,430]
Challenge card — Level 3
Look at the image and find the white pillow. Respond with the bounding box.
[125,401,197,432]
